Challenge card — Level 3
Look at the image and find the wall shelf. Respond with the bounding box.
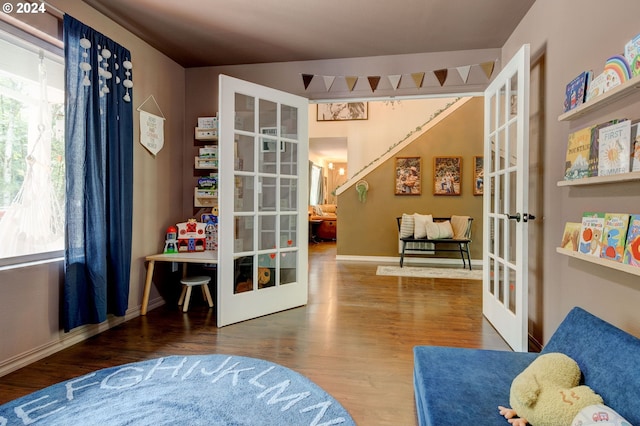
[558,74,640,121]
[557,171,640,187]
[556,247,640,277]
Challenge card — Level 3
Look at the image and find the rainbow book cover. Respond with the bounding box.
[603,55,632,91]
[600,213,630,262]
[623,214,640,266]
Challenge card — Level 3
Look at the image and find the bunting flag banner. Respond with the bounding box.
[456,65,471,83]
[481,61,495,79]
[323,75,336,91]
[301,59,498,92]
[367,76,381,92]
[434,69,448,86]
[345,76,358,91]
[388,74,402,90]
[302,74,314,90]
[411,72,425,88]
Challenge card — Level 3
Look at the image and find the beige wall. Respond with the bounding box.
[503,0,640,343]
[0,1,186,374]
[336,97,484,260]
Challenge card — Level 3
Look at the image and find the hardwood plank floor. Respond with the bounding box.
[0,242,511,425]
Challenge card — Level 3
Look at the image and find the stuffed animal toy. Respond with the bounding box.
[257,267,271,288]
[498,353,603,426]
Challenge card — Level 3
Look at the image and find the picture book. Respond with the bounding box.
[586,71,607,102]
[623,214,640,267]
[588,120,619,177]
[560,222,581,252]
[632,123,640,172]
[598,120,631,176]
[603,55,632,91]
[578,212,605,257]
[564,71,591,112]
[624,33,640,77]
[600,213,630,262]
[564,126,594,180]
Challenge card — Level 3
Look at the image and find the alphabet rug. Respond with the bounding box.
[0,354,355,426]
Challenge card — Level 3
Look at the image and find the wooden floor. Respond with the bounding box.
[0,242,510,425]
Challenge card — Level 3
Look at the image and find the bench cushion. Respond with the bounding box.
[413,346,538,426]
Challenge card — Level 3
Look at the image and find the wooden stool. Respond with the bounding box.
[178,276,213,312]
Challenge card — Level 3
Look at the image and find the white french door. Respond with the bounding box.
[217,75,309,327]
[482,44,532,352]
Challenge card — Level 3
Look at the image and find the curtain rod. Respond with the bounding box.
[42,1,65,18]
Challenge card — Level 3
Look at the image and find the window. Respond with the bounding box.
[0,27,65,264]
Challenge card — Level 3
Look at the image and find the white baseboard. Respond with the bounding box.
[0,297,166,377]
[335,254,482,268]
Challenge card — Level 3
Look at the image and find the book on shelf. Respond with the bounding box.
[624,33,640,77]
[603,55,632,91]
[560,222,581,251]
[632,123,640,172]
[564,71,592,112]
[587,120,619,177]
[623,214,640,267]
[585,71,607,102]
[578,212,605,257]
[600,213,630,262]
[564,126,594,180]
[598,120,631,176]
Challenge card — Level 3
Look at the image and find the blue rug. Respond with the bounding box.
[0,354,355,425]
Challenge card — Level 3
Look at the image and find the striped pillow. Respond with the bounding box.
[400,213,415,238]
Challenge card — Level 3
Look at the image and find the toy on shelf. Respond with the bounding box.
[176,218,206,252]
[163,225,178,254]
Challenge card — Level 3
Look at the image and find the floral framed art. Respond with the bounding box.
[433,156,461,195]
[473,156,484,195]
[317,102,368,121]
[394,157,421,195]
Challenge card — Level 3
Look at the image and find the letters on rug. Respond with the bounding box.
[0,354,355,426]
[376,265,482,280]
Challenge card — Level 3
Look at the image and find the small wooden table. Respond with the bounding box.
[141,251,218,315]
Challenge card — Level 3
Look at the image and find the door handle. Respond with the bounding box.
[505,213,521,222]
[523,213,536,222]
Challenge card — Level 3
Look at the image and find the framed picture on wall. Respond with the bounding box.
[433,156,461,195]
[394,157,421,195]
[473,156,484,195]
[317,102,368,121]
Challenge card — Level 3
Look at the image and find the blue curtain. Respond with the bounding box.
[63,15,133,332]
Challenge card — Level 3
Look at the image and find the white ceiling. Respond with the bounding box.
[82,0,535,68]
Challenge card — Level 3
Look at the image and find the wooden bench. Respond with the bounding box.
[396,216,473,269]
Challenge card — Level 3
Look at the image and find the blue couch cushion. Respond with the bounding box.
[413,346,538,426]
[542,307,640,425]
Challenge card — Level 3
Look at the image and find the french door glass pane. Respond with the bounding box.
[234,216,254,253]
[234,176,255,212]
[280,178,297,211]
[235,94,255,132]
[259,215,276,250]
[259,176,277,211]
[235,134,255,172]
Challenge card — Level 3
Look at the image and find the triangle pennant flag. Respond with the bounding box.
[434,69,448,86]
[302,74,314,90]
[367,76,381,92]
[456,65,471,83]
[388,74,402,90]
[481,61,495,79]
[323,75,336,91]
[345,76,358,92]
[411,72,425,88]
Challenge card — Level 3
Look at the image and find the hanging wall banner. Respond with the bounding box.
[140,110,165,156]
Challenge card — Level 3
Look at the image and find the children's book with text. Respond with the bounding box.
[578,212,605,257]
[623,214,640,267]
[600,213,630,262]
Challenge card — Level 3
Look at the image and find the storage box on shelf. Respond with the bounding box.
[557,74,640,275]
